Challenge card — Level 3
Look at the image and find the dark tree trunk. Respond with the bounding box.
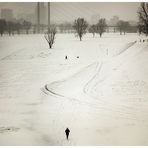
[17,30,20,35]
[100,33,102,38]
[0,31,3,36]
[93,33,95,37]
[120,28,122,35]
[8,31,11,36]
[26,30,29,34]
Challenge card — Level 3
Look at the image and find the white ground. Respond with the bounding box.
[0,33,148,145]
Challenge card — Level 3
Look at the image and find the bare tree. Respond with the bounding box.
[7,21,15,36]
[89,24,97,37]
[117,20,130,35]
[138,23,143,35]
[118,21,124,35]
[138,2,148,36]
[44,25,57,49]
[73,18,88,41]
[96,18,107,37]
[123,21,130,34]
[15,22,22,35]
[33,25,37,34]
[0,19,7,36]
[23,20,31,34]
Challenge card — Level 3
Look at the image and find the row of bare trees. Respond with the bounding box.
[73,18,132,41]
[45,17,107,47]
[73,18,107,41]
[45,2,148,49]
[44,17,136,48]
[117,21,130,35]
[0,19,32,36]
[57,2,148,40]
[89,19,107,38]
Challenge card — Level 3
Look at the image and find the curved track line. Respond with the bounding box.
[41,41,148,121]
[42,84,146,121]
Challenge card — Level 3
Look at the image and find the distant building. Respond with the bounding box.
[1,9,14,21]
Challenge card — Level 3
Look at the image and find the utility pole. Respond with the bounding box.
[37,2,40,33]
[48,2,50,32]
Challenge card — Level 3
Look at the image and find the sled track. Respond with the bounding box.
[83,41,148,113]
[41,73,148,121]
[48,62,98,86]
[42,83,147,121]
[81,41,148,120]
[41,42,148,121]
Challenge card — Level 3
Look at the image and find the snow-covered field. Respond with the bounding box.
[0,33,148,145]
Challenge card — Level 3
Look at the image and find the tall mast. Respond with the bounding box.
[37,2,40,33]
[48,2,50,31]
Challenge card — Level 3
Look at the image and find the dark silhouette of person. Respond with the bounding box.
[65,56,68,60]
[65,128,70,140]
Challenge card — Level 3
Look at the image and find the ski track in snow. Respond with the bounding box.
[43,41,140,117]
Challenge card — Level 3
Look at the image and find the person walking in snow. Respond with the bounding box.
[65,128,70,140]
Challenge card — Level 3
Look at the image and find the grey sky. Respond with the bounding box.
[0,2,140,23]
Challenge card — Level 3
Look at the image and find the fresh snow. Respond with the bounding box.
[0,33,148,145]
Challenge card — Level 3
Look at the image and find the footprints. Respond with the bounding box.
[111,80,148,102]
[38,52,51,58]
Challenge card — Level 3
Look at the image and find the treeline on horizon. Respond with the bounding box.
[0,18,138,36]
[0,2,147,37]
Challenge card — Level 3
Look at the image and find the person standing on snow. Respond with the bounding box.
[65,128,70,140]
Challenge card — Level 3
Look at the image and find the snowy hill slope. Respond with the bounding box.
[0,33,148,145]
[42,38,148,145]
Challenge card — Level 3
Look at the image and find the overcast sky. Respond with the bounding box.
[0,2,140,23]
